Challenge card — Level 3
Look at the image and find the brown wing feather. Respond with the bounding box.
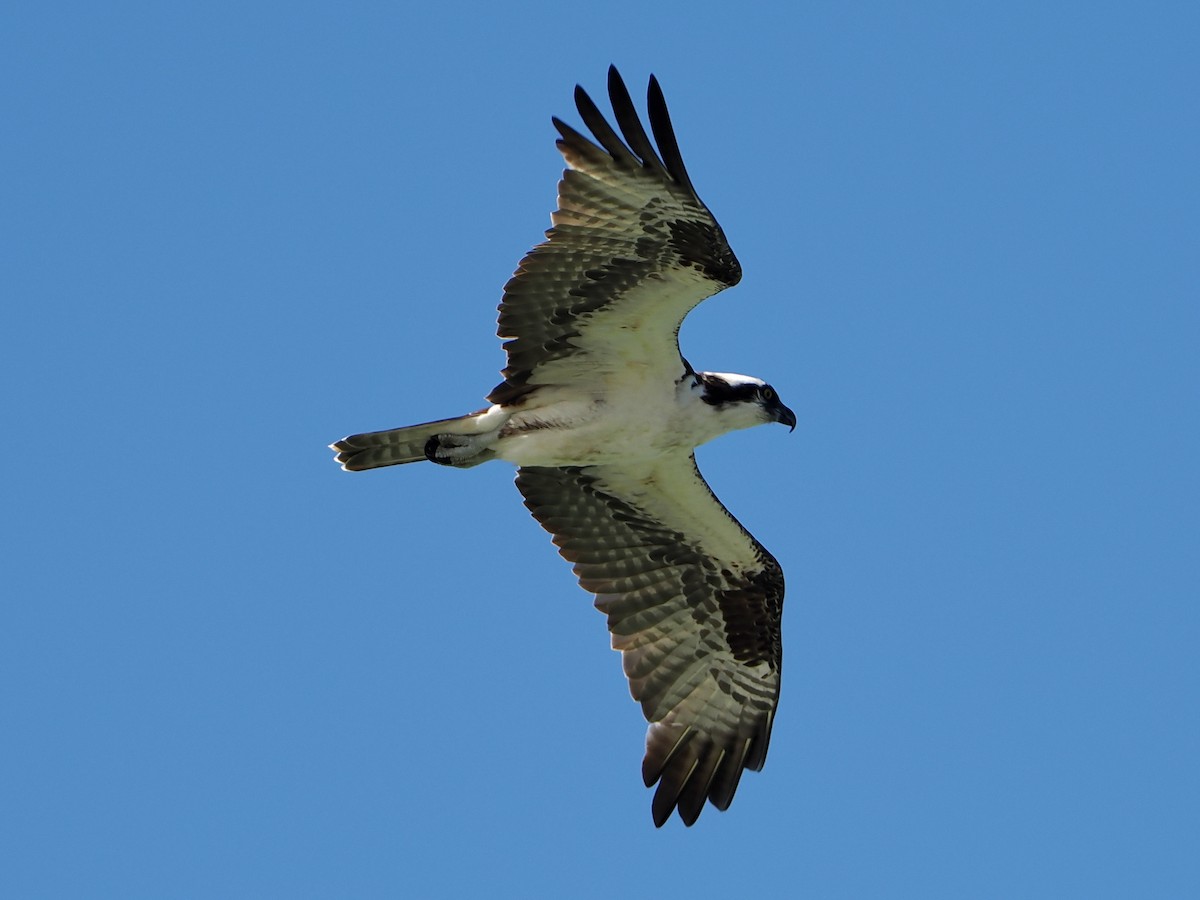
[515,458,783,827]
[489,67,741,405]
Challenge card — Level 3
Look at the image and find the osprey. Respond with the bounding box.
[332,67,794,827]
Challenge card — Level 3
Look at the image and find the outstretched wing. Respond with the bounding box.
[515,457,783,827]
[489,66,742,405]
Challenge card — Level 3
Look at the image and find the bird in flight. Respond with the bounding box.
[332,66,794,827]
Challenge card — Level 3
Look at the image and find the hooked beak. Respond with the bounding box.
[773,402,797,432]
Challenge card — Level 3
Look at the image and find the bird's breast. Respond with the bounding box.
[495,390,693,468]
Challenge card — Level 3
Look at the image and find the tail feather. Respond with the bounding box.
[331,412,485,471]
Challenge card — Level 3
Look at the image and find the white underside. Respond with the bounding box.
[468,372,768,468]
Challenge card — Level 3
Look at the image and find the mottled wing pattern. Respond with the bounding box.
[489,66,741,405]
[515,457,783,827]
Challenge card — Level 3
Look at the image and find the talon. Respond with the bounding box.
[424,435,446,465]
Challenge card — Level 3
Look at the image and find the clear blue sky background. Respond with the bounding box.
[4,2,1197,897]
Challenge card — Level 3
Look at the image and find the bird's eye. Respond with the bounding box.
[761,386,775,401]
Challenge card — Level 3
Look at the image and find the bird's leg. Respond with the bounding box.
[424,433,496,468]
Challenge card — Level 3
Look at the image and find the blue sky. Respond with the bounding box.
[4,2,1197,897]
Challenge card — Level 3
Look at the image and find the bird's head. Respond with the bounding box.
[696,372,796,433]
